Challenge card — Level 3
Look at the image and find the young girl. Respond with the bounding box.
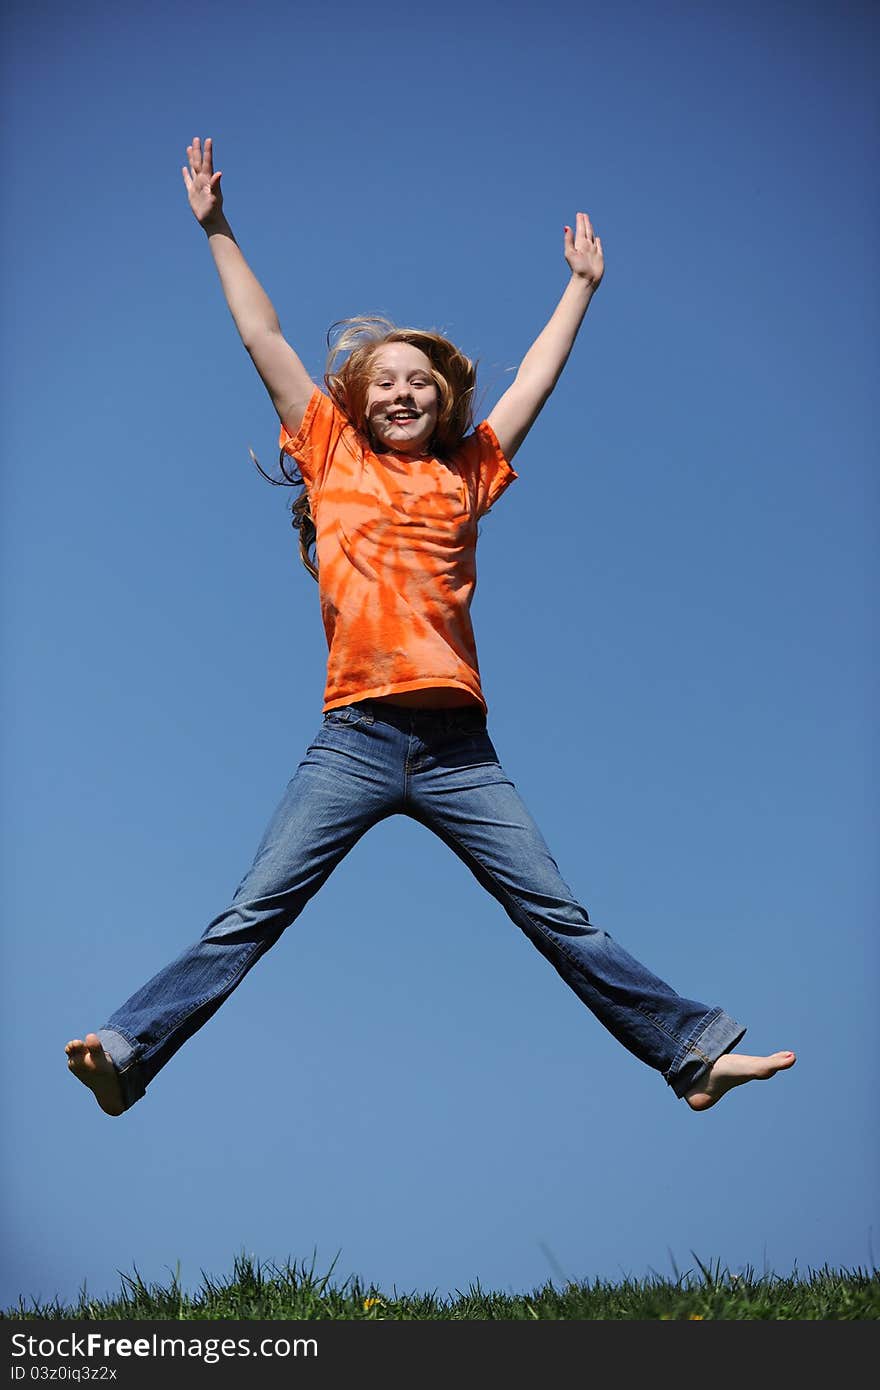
[65,136,795,1116]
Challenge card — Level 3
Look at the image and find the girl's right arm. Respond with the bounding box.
[182,137,314,435]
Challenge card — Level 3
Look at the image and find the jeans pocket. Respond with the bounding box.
[322,705,373,729]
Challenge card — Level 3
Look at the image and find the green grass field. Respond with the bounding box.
[4,1254,879,1320]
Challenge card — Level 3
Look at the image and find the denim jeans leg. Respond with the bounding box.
[97,712,398,1109]
[407,724,745,1096]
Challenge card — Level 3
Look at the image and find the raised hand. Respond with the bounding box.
[182,136,224,227]
[564,211,604,287]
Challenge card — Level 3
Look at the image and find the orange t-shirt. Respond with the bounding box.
[280,387,517,712]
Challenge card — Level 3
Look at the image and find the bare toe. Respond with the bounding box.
[685,1050,796,1112]
[65,1032,126,1117]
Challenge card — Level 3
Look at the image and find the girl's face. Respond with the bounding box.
[364,343,439,455]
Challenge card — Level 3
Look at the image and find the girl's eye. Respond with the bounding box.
[373,377,431,390]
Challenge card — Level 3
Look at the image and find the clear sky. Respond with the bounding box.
[2,0,877,1311]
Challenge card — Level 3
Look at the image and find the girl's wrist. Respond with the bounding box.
[567,270,599,295]
[202,211,231,236]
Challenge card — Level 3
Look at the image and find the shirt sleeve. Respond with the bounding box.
[468,420,518,518]
[278,387,350,494]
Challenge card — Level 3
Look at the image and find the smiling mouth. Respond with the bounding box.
[386,410,420,423]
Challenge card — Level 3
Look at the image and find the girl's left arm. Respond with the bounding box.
[486,212,604,462]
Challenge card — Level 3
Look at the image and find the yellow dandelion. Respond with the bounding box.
[363,1296,385,1310]
[688,1313,704,1320]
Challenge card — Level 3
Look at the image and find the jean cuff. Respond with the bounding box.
[667,1009,747,1098]
[96,1027,147,1110]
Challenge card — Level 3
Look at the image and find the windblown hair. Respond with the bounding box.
[252,317,478,582]
[325,316,477,455]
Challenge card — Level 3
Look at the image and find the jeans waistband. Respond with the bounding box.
[352,699,487,734]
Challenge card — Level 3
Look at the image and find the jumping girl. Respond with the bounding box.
[65,136,795,1116]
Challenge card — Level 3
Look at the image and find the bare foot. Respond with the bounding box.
[65,1034,125,1116]
[685,1050,796,1112]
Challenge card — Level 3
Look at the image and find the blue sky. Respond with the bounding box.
[2,0,877,1311]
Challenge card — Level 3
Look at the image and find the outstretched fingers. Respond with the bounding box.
[563,211,604,285]
[182,138,199,190]
[181,137,223,212]
[564,212,602,249]
[184,135,213,175]
[577,210,594,242]
[576,211,602,253]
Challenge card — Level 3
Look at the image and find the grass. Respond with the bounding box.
[4,1254,879,1320]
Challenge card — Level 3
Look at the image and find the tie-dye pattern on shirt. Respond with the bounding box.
[280,388,517,712]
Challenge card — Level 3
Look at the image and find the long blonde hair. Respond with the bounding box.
[254,317,478,581]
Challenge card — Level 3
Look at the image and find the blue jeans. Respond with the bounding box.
[98,703,745,1109]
